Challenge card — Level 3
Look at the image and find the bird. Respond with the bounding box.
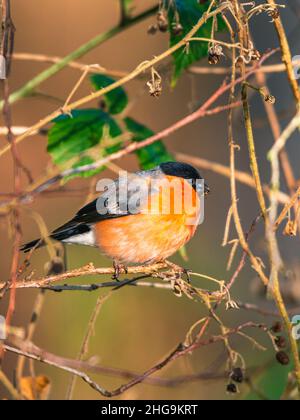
[21,162,209,275]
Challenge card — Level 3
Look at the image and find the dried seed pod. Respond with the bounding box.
[208,44,224,65]
[283,220,297,236]
[147,24,158,35]
[147,80,162,98]
[172,23,183,36]
[147,68,162,98]
[275,336,287,349]
[264,94,276,104]
[269,7,280,21]
[208,53,219,65]
[230,368,244,384]
[276,351,290,366]
[157,11,169,33]
[226,383,238,394]
[271,321,283,334]
[251,49,261,61]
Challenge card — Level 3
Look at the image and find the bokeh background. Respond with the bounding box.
[0,0,300,400]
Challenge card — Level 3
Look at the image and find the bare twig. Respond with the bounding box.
[3,322,267,398]
[266,0,300,109]
[0,4,267,161]
[0,263,167,290]
[66,292,112,400]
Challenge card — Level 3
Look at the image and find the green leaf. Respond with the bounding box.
[90,74,128,114]
[244,363,290,400]
[48,109,122,165]
[64,156,101,182]
[165,0,225,86]
[124,117,174,170]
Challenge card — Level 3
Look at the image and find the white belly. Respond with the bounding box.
[62,229,97,246]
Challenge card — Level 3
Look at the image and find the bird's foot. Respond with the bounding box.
[164,260,192,283]
[112,262,128,281]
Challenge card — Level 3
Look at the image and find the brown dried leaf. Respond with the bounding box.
[20,375,51,400]
[283,220,297,237]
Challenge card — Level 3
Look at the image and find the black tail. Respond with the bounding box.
[20,239,44,253]
[20,221,91,253]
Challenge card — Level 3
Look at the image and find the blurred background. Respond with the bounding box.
[0,0,300,400]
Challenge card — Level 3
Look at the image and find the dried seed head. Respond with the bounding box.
[226,383,238,394]
[208,54,219,65]
[230,368,244,384]
[269,7,280,21]
[147,68,162,98]
[147,81,162,98]
[283,220,297,236]
[157,11,169,33]
[172,22,183,37]
[276,351,290,366]
[264,94,276,104]
[251,49,261,61]
[275,336,287,349]
[147,24,158,35]
[271,321,283,334]
[208,44,224,65]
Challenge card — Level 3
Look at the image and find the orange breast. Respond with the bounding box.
[94,176,201,265]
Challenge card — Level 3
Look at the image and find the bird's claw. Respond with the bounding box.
[112,262,128,281]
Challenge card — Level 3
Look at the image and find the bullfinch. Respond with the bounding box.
[21,162,209,270]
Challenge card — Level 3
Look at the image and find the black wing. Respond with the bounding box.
[21,167,162,252]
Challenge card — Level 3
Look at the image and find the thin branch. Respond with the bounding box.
[255,67,296,194]
[235,0,300,393]
[11,52,128,78]
[266,0,300,109]
[0,4,159,109]
[275,186,300,229]
[175,153,290,205]
[190,58,300,75]
[0,263,167,290]
[12,52,300,78]
[0,369,22,400]
[268,112,300,160]
[3,322,266,398]
[0,3,250,161]
[66,292,112,399]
